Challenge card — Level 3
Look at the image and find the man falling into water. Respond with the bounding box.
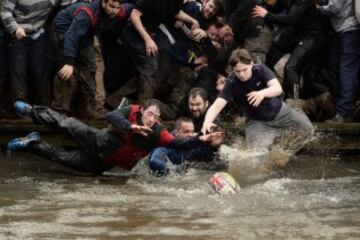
[7,100,223,175]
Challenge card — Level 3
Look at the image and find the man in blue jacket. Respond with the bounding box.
[149,117,223,175]
[51,0,133,118]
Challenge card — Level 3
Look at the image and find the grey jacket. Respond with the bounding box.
[0,0,62,34]
[319,0,359,33]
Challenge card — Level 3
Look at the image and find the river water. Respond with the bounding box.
[0,148,359,240]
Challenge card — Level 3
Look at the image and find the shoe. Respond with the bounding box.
[7,132,40,151]
[325,114,352,124]
[14,101,32,117]
[117,97,131,109]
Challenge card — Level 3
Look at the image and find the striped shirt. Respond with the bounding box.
[0,0,62,34]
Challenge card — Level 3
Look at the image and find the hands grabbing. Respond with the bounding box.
[199,131,224,147]
[131,124,153,137]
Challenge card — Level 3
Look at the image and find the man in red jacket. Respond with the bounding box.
[7,100,222,175]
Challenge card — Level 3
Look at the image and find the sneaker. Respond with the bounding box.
[14,101,32,117]
[325,114,352,124]
[7,132,40,151]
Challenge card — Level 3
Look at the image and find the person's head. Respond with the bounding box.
[201,0,222,19]
[188,87,209,118]
[219,24,234,46]
[174,117,195,138]
[206,20,224,42]
[141,99,161,128]
[102,0,122,18]
[264,0,278,6]
[228,48,254,81]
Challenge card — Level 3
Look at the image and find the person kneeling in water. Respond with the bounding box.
[202,48,314,151]
[149,117,224,176]
[8,100,222,175]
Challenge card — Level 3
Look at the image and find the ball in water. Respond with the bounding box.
[209,172,240,195]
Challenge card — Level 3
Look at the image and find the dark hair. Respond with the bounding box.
[208,18,225,29]
[188,87,209,101]
[228,48,254,67]
[175,117,193,130]
[207,0,223,12]
[142,99,161,112]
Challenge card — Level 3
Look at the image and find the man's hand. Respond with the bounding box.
[58,64,74,81]
[131,124,153,136]
[247,90,265,107]
[251,5,268,18]
[199,131,224,146]
[15,27,26,40]
[216,75,226,93]
[192,28,207,41]
[145,38,158,57]
[194,56,208,71]
[201,122,217,135]
[190,20,200,31]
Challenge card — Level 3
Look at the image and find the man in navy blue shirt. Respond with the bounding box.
[202,48,313,150]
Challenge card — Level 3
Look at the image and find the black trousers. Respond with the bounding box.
[28,106,115,174]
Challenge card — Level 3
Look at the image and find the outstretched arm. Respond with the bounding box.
[201,98,227,134]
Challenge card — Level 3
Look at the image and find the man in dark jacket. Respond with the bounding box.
[51,0,133,118]
[7,100,222,175]
[252,0,329,98]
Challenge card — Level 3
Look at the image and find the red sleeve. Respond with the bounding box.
[156,130,175,147]
[116,3,134,20]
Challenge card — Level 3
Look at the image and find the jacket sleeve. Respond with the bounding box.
[63,11,91,65]
[116,3,134,20]
[0,0,18,34]
[156,130,202,149]
[265,0,311,26]
[106,107,132,132]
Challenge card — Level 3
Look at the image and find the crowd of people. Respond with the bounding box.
[1,0,360,175]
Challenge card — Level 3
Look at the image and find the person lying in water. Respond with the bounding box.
[202,48,314,151]
[7,99,223,175]
[149,117,224,176]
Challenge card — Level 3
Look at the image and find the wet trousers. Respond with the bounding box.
[28,106,115,174]
[244,103,314,151]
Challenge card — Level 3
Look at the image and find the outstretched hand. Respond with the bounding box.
[131,124,153,136]
[201,122,217,135]
[199,131,224,146]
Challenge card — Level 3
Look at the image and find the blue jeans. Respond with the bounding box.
[328,29,360,118]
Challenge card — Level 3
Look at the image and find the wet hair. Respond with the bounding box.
[188,87,209,102]
[175,117,193,130]
[142,99,161,113]
[228,48,254,67]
